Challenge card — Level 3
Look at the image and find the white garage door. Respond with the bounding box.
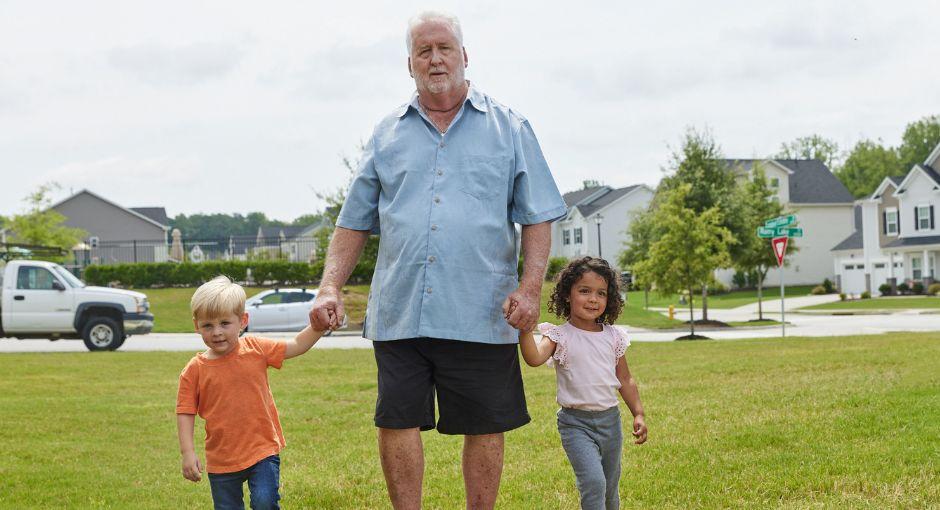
[871,263,889,295]
[841,263,866,295]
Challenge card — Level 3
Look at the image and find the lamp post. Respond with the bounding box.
[594,213,604,258]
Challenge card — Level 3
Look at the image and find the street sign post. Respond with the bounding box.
[759,215,800,338]
[772,236,789,337]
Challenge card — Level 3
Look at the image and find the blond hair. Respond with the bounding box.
[191,275,246,320]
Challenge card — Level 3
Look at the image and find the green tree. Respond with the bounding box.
[898,115,940,171]
[836,139,903,197]
[633,183,732,337]
[657,127,737,320]
[727,164,795,319]
[619,208,658,310]
[4,183,86,250]
[776,134,842,169]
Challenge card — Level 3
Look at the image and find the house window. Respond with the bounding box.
[769,177,779,188]
[874,263,886,269]
[574,228,583,244]
[916,205,932,230]
[912,257,922,279]
[563,229,571,246]
[885,209,898,235]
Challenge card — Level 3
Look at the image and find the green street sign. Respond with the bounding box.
[780,227,803,238]
[764,214,796,228]
[757,226,776,238]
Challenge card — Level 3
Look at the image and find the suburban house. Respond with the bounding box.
[252,220,330,263]
[718,159,855,287]
[50,189,170,264]
[551,182,655,269]
[832,141,940,295]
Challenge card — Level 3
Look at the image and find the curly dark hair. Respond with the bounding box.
[548,256,623,325]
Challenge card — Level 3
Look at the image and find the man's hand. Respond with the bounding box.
[181,451,203,482]
[502,285,541,333]
[632,415,648,445]
[310,286,344,331]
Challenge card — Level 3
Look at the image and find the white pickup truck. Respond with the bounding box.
[0,260,154,350]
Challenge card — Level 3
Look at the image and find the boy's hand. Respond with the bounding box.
[181,452,203,482]
[632,415,648,445]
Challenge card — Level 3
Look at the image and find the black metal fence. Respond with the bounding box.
[74,236,321,266]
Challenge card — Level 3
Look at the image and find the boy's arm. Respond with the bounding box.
[283,325,324,360]
[615,356,648,444]
[177,414,202,482]
[519,330,556,367]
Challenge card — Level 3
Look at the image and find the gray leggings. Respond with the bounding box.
[557,406,623,510]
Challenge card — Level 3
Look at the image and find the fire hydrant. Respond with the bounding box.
[668,304,675,320]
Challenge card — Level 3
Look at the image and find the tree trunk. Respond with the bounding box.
[688,285,695,337]
[701,285,709,321]
[757,271,764,321]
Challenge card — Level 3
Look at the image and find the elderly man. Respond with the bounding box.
[310,11,566,510]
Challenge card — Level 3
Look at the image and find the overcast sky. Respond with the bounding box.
[1,0,938,222]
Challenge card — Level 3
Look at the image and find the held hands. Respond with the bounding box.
[632,415,648,445]
[502,285,541,333]
[181,452,203,482]
[309,286,345,332]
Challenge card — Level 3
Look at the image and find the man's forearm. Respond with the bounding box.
[320,227,370,290]
[520,222,551,291]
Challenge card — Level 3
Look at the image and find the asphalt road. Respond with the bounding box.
[3,310,939,352]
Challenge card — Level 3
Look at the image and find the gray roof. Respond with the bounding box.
[889,175,905,185]
[832,230,863,251]
[884,235,940,248]
[259,225,313,240]
[560,185,641,219]
[129,207,169,227]
[723,159,853,204]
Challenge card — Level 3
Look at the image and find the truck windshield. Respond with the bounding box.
[52,265,86,288]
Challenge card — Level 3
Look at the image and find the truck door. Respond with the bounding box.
[4,266,74,332]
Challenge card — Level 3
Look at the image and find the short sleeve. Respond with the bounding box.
[176,359,200,415]
[255,337,287,369]
[612,325,629,360]
[335,135,381,234]
[538,322,568,368]
[509,120,567,225]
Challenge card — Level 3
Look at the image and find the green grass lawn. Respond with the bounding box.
[628,285,819,310]
[1,333,937,508]
[800,296,940,311]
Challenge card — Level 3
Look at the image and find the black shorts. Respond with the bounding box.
[373,338,530,435]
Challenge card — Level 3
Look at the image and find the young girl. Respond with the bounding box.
[519,256,647,510]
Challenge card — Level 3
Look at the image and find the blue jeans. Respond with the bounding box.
[207,455,280,510]
[557,407,622,510]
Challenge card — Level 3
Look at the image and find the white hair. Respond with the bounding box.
[405,10,463,54]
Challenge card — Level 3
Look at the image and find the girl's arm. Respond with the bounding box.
[615,356,648,444]
[284,325,324,359]
[519,330,556,367]
[177,414,203,482]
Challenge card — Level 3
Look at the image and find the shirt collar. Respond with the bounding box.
[396,81,488,118]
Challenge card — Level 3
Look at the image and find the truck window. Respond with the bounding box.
[17,266,59,290]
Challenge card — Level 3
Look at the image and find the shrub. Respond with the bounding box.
[928,283,940,296]
[732,271,749,290]
[839,292,847,301]
[83,261,325,288]
[821,278,835,294]
[912,282,925,295]
[878,283,893,296]
[546,257,568,282]
[860,291,871,299]
[810,285,827,295]
[898,282,910,294]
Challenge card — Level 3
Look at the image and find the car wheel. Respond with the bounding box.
[324,329,332,337]
[81,317,124,351]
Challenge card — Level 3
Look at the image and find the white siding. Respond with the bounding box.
[896,171,939,238]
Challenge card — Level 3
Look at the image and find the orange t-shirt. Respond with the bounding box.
[176,336,287,473]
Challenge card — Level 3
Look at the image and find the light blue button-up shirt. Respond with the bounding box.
[336,84,567,344]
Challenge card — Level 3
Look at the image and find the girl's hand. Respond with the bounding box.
[632,415,648,445]
[181,452,203,482]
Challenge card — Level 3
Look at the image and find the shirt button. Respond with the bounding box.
[434,196,441,203]
[439,141,445,148]
[437,169,443,176]
[431,224,438,231]
[427,287,433,294]
[428,256,436,263]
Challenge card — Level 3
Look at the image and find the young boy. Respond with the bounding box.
[176,275,323,509]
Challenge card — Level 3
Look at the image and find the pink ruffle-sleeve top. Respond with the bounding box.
[538,321,629,411]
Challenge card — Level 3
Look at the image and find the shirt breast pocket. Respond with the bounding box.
[459,155,508,201]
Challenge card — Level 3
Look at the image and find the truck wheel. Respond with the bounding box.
[81,317,123,351]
